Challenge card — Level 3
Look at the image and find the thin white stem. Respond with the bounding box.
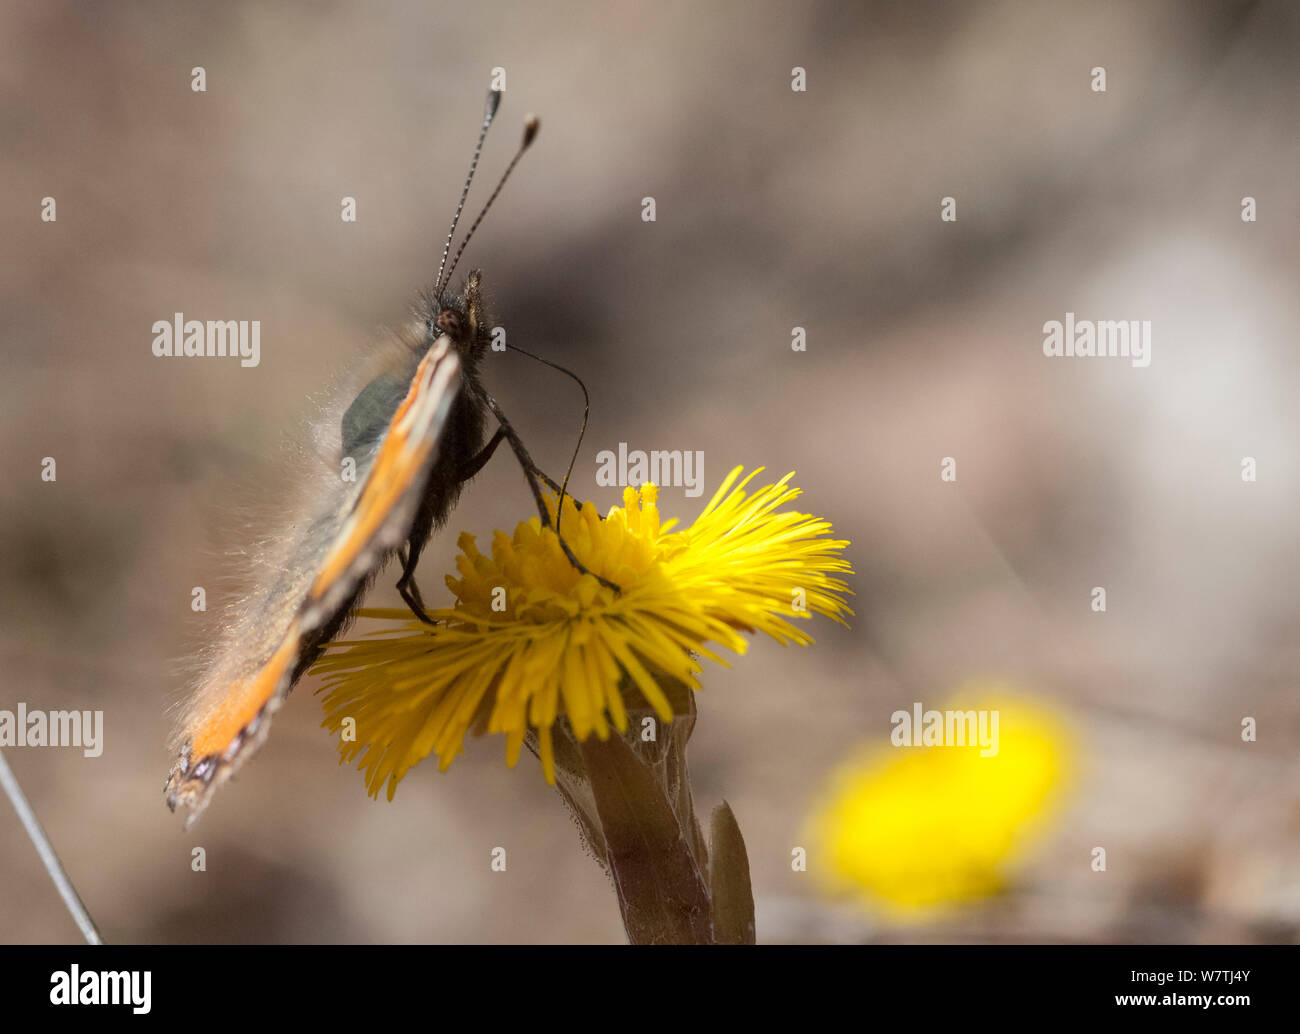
[0,749,103,944]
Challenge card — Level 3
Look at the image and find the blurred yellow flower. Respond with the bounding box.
[312,467,852,799]
[809,693,1072,918]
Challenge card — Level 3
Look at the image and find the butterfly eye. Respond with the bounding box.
[436,308,464,338]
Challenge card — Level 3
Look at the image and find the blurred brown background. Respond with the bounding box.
[2,0,1298,943]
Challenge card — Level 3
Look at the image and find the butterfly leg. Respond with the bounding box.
[461,421,591,507]
[454,426,506,482]
[450,428,577,503]
[475,390,622,594]
[528,465,563,495]
[522,464,604,516]
[396,541,437,625]
[393,428,550,624]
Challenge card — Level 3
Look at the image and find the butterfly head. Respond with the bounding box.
[432,269,491,364]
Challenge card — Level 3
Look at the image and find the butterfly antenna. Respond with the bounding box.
[508,344,589,542]
[440,114,540,291]
[432,88,502,304]
[0,750,103,944]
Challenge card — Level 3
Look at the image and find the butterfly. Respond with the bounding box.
[165,88,616,827]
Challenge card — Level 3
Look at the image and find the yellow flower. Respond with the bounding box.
[808,693,1073,918]
[312,467,852,799]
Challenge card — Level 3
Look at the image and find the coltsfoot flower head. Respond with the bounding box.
[313,467,853,799]
[808,692,1073,919]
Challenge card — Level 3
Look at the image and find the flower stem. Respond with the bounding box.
[538,682,756,944]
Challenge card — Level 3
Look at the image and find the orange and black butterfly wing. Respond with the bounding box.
[165,337,462,826]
